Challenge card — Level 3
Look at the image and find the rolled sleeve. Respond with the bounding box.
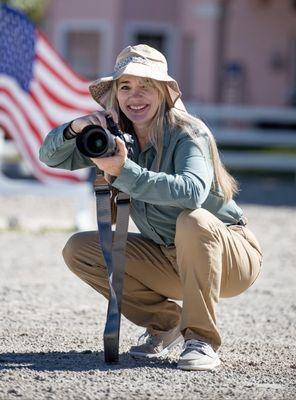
[39,123,93,170]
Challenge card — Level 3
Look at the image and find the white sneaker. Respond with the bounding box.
[129,326,183,358]
[177,339,221,371]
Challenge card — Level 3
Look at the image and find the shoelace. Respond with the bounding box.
[183,339,212,356]
[137,331,157,346]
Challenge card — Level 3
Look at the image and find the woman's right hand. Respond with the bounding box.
[70,109,118,134]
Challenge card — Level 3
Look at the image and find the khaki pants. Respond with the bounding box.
[62,209,262,350]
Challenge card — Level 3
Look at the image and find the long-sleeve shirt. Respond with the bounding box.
[39,122,243,246]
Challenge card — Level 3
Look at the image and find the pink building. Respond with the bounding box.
[43,0,296,107]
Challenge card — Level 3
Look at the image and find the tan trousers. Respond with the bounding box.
[62,209,262,350]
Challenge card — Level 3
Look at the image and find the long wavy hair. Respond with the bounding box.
[107,78,238,203]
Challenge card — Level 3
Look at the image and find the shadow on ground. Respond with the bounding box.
[0,351,176,372]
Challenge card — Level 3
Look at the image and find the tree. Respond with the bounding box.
[1,0,49,25]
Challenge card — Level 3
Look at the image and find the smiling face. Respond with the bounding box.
[116,75,161,133]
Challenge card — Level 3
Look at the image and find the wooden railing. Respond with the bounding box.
[186,103,296,175]
[1,104,296,184]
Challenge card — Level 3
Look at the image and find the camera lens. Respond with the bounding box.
[76,125,116,158]
[87,130,108,155]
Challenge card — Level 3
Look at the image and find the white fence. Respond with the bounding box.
[187,103,296,175]
[1,104,296,225]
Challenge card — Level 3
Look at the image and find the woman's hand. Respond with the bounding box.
[70,109,126,176]
[71,109,118,134]
[91,137,127,177]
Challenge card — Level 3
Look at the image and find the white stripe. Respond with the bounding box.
[0,114,60,182]
[0,76,51,136]
[34,62,98,109]
[0,111,87,182]
[0,93,87,181]
[36,35,92,91]
[30,80,92,125]
[0,92,45,151]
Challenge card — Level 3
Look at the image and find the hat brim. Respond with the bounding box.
[89,63,182,109]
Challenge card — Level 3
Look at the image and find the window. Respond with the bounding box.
[124,22,177,76]
[135,33,165,54]
[65,31,101,80]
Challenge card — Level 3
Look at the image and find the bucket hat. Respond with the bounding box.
[89,44,183,109]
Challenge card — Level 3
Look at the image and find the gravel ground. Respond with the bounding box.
[0,179,296,399]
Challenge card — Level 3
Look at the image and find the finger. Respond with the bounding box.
[115,137,127,155]
[71,117,93,133]
[71,110,106,132]
[93,110,107,128]
[116,136,124,145]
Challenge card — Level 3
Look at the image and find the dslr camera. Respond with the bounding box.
[76,115,133,158]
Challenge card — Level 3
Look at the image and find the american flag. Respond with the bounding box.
[0,4,99,183]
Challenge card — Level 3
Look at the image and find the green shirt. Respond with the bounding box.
[39,123,243,246]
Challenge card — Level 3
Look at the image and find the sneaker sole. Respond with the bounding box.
[130,335,184,359]
[177,357,221,371]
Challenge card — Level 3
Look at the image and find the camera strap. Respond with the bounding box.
[93,172,130,364]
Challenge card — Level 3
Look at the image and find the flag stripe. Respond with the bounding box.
[0,5,98,183]
[0,99,82,181]
[0,114,53,182]
[0,112,81,182]
[30,80,92,126]
[0,83,85,181]
[37,33,92,92]
[0,78,50,143]
[34,62,97,110]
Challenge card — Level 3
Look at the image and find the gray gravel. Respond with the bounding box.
[0,182,296,399]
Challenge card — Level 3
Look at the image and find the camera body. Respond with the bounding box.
[76,116,133,158]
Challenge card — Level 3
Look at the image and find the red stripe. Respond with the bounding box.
[38,32,90,86]
[32,75,94,113]
[29,81,96,129]
[1,117,49,182]
[0,30,95,183]
[0,101,81,182]
[29,82,64,128]
[0,105,81,182]
[29,88,58,128]
[35,54,90,96]
[0,86,47,143]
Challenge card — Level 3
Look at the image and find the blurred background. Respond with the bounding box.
[43,0,296,107]
[1,4,296,398]
[1,0,296,231]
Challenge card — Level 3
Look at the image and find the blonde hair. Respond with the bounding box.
[108,78,238,202]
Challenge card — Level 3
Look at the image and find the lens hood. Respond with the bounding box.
[76,125,116,158]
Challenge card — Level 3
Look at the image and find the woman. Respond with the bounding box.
[39,44,262,371]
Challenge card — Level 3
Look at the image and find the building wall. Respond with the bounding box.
[43,0,296,107]
[44,0,122,76]
[226,0,296,106]
[178,0,222,102]
[121,0,181,80]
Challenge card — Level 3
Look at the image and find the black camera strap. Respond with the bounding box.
[93,173,130,363]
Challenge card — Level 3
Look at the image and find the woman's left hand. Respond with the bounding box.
[91,136,127,176]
